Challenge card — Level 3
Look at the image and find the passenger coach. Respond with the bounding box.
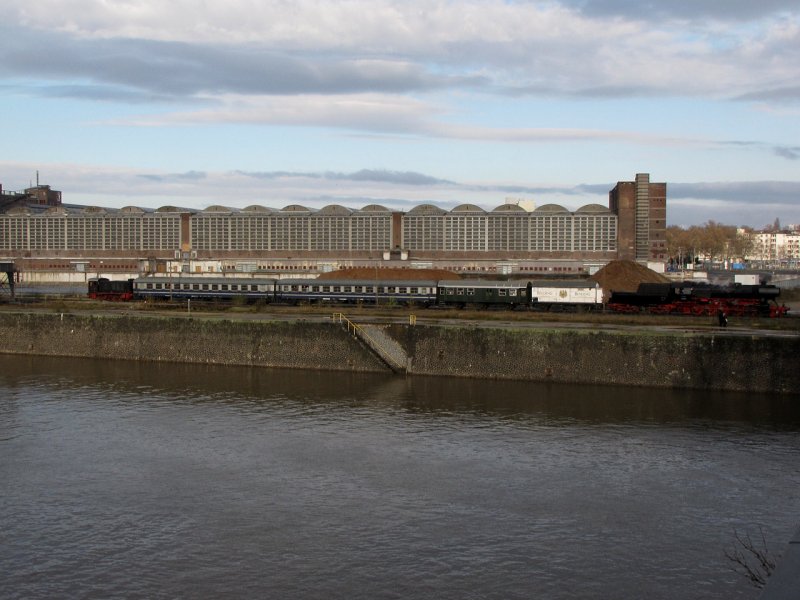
[436,280,529,308]
[275,279,438,305]
[133,275,276,302]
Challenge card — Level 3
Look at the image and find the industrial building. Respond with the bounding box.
[0,173,666,277]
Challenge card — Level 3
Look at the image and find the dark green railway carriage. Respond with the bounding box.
[436,280,531,308]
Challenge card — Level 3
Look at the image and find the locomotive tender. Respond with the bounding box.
[88,275,787,317]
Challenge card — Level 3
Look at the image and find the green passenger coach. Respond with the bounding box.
[437,280,530,308]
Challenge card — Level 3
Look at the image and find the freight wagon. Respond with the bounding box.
[529,281,604,311]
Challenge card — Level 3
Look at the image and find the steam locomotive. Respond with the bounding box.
[607,281,788,318]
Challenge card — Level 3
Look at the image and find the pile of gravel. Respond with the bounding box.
[590,260,670,293]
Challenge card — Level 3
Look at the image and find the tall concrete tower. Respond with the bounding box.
[609,173,667,262]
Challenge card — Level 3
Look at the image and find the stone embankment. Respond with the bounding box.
[0,312,797,393]
[0,312,384,373]
[387,323,799,393]
[358,324,410,372]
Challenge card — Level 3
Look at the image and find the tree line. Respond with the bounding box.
[666,221,754,266]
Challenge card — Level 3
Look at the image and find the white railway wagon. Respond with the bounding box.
[529,280,603,310]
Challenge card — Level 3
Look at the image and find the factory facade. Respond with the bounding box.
[0,174,666,276]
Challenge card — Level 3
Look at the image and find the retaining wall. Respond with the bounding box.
[388,324,799,393]
[0,312,797,393]
[0,312,385,373]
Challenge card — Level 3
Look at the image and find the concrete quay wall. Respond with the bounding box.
[0,312,386,373]
[388,324,799,393]
[0,312,797,393]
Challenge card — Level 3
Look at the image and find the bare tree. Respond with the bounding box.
[666,222,754,265]
[764,217,782,233]
[724,527,777,589]
[731,226,755,262]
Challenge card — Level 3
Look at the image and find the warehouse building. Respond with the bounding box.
[0,173,666,276]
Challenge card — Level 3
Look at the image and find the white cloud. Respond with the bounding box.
[6,1,579,47]
[2,1,798,100]
[113,93,438,133]
[109,92,716,149]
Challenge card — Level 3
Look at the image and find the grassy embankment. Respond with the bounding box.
[3,293,798,332]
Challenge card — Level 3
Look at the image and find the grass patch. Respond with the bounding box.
[2,296,797,331]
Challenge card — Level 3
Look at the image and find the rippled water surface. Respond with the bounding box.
[2,355,799,599]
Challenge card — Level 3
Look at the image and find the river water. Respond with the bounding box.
[1,355,799,599]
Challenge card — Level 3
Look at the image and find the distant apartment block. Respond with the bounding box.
[748,230,800,264]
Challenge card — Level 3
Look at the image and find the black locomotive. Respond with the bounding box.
[607,281,787,317]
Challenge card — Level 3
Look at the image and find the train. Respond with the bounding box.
[87,277,135,301]
[90,275,603,310]
[87,275,789,317]
[608,281,789,318]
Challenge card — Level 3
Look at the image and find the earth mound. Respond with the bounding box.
[590,260,669,293]
[322,267,460,281]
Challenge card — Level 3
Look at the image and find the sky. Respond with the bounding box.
[1,0,799,228]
